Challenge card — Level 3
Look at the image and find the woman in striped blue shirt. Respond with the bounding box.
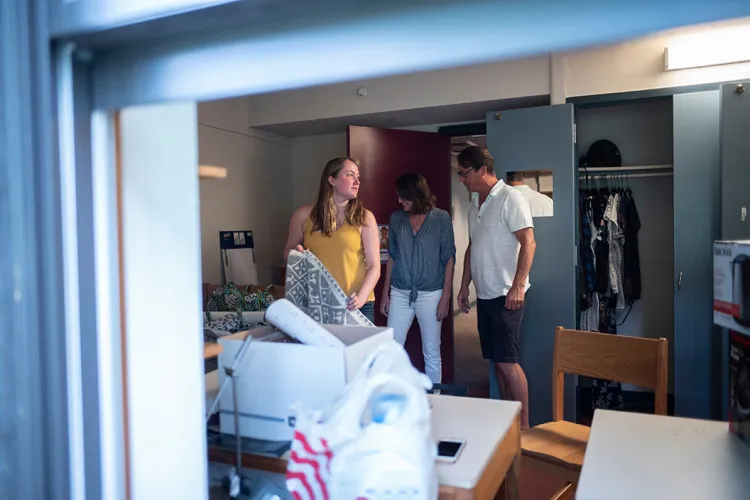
[380,173,455,384]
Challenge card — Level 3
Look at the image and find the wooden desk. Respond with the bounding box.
[204,343,223,359]
[208,394,521,499]
[577,409,750,500]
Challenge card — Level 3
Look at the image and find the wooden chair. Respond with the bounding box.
[521,326,668,498]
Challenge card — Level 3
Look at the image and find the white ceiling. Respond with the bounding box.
[254,95,548,137]
[451,135,487,154]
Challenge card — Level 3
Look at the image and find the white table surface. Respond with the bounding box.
[429,394,521,489]
[577,409,750,500]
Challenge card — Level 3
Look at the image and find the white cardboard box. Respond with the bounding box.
[217,324,394,441]
[713,240,750,336]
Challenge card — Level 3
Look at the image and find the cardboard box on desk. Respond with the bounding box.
[729,331,750,445]
[714,241,750,444]
[713,240,750,336]
[217,323,394,442]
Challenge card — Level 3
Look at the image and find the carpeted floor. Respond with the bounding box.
[453,309,489,397]
[452,310,571,500]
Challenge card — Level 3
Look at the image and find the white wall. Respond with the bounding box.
[240,17,750,127]
[451,155,476,304]
[577,100,675,393]
[245,57,550,126]
[290,133,347,209]
[564,17,750,97]
[198,99,293,285]
[119,102,207,500]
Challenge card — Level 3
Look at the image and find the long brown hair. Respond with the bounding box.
[310,156,367,236]
[395,173,436,215]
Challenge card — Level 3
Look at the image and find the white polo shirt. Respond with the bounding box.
[469,180,534,300]
[513,184,554,217]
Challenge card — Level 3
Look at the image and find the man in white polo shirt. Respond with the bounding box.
[506,171,554,217]
[456,146,536,429]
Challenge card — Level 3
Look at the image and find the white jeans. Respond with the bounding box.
[387,287,443,384]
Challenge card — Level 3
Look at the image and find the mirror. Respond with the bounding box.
[506,170,554,217]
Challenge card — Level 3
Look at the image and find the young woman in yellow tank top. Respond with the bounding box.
[283,157,380,322]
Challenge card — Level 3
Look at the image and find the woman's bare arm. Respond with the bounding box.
[357,210,382,302]
[283,205,312,262]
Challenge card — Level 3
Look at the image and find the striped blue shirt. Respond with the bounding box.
[388,208,456,304]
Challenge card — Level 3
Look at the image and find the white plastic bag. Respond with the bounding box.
[286,340,438,500]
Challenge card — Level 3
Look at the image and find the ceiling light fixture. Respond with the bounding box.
[664,26,750,71]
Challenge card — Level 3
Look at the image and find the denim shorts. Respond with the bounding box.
[359,301,375,323]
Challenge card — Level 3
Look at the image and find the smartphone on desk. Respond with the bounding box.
[435,438,466,463]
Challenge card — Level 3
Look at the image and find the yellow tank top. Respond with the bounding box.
[303,220,375,302]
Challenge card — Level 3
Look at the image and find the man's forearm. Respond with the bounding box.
[460,244,472,289]
[513,241,536,288]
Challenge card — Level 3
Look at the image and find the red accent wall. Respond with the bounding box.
[348,125,454,383]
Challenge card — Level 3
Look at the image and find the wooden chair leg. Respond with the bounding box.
[550,482,576,500]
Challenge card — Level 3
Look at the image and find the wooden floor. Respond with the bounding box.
[453,310,573,500]
[453,309,490,398]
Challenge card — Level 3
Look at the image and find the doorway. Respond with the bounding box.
[450,134,488,397]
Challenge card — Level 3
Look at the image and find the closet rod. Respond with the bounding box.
[580,171,672,179]
[578,164,673,173]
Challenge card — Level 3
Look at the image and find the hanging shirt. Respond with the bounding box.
[388,208,456,304]
[621,192,642,302]
[580,195,597,295]
[468,180,534,300]
[604,193,626,311]
[512,184,554,217]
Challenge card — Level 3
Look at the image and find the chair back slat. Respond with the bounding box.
[552,327,668,419]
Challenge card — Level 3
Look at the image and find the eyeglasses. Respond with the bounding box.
[456,168,475,179]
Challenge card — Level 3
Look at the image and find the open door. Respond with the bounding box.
[718,81,750,419]
[485,105,577,426]
[348,126,454,383]
[673,91,721,419]
[721,81,750,240]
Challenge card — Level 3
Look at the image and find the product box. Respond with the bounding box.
[729,330,750,445]
[713,240,750,336]
[217,323,394,441]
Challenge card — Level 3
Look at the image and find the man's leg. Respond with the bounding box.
[497,362,530,429]
[476,298,499,398]
[491,362,510,400]
[496,297,529,428]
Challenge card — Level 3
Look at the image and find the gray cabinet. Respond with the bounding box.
[485,104,578,426]
[673,91,721,419]
[721,81,750,240]
[481,91,725,425]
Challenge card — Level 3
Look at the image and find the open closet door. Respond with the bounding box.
[717,81,750,420]
[673,91,721,420]
[721,81,750,240]
[347,126,454,382]
[486,105,577,426]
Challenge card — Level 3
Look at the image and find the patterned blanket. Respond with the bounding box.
[285,249,374,326]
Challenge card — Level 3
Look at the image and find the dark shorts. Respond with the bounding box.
[360,301,375,323]
[477,295,526,364]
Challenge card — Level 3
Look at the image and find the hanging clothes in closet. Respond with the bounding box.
[578,174,642,411]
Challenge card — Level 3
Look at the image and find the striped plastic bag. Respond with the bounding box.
[285,340,436,500]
